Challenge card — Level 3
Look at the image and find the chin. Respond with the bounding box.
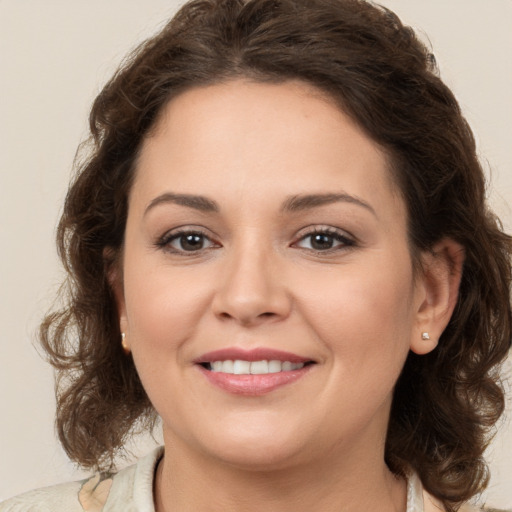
[210,440,308,472]
[188,417,316,471]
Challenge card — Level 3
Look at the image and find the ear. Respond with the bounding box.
[410,239,465,355]
[104,247,129,349]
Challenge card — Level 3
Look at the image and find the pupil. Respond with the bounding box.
[312,233,333,250]
[181,234,203,251]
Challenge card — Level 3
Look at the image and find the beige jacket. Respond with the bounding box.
[0,447,497,512]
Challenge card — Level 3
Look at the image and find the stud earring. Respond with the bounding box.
[421,332,430,340]
[121,332,130,354]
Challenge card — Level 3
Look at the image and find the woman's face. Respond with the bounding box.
[117,80,430,470]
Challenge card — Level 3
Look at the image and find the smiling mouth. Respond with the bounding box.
[195,348,316,394]
[198,359,316,395]
[200,359,315,374]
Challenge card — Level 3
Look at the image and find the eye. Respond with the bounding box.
[294,228,355,252]
[158,230,218,253]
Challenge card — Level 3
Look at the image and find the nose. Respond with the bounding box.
[211,242,292,327]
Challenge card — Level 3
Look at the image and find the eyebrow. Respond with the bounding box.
[144,193,220,215]
[281,193,376,216]
[144,191,375,217]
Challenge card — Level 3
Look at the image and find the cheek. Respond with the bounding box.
[296,254,416,364]
[122,257,214,360]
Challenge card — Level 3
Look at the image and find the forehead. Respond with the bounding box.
[133,79,404,220]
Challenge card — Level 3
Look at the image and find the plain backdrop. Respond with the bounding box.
[1,0,511,507]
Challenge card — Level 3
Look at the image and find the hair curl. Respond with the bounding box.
[40,0,511,509]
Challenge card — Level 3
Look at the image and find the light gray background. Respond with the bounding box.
[1,0,511,507]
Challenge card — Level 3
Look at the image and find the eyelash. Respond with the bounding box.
[156,228,218,255]
[156,226,356,255]
[293,227,356,253]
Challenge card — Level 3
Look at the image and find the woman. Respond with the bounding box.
[1,0,510,511]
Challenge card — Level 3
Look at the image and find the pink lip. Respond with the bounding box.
[197,364,314,396]
[194,347,312,364]
[194,347,315,396]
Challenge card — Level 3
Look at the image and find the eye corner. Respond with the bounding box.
[292,226,357,253]
[155,227,221,255]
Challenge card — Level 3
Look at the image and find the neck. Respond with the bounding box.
[154,432,407,512]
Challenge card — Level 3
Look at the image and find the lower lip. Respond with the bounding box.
[197,365,313,395]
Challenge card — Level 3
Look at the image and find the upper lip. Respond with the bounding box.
[194,347,314,364]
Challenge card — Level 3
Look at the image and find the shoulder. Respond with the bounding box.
[423,492,509,512]
[0,447,163,512]
[0,480,83,512]
[413,472,506,512]
[459,505,511,512]
[458,505,483,512]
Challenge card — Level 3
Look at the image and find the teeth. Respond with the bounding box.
[250,360,268,374]
[222,360,234,373]
[282,361,293,371]
[209,359,305,374]
[268,360,282,373]
[233,360,250,375]
[211,361,223,372]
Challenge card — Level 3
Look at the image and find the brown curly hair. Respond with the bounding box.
[40,0,511,510]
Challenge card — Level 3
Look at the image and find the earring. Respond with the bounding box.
[421,332,431,340]
[121,332,131,354]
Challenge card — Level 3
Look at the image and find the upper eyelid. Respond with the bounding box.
[156,230,220,257]
[155,228,218,252]
[290,227,358,254]
[293,225,356,241]
[158,225,217,241]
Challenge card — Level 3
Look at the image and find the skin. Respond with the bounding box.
[113,80,463,512]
